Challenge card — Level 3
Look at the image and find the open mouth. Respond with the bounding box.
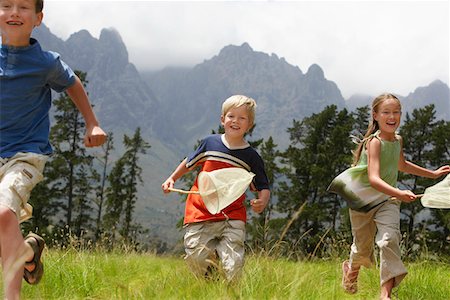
[7,21,23,25]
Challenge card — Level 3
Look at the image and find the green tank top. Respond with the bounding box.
[357,131,400,187]
[327,131,401,212]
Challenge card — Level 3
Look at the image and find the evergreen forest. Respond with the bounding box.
[23,71,450,259]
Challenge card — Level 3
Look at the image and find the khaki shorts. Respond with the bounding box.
[184,220,246,281]
[0,152,47,223]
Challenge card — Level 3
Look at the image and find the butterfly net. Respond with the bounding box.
[197,168,255,214]
[421,174,450,209]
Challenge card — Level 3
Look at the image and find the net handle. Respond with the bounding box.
[168,187,200,194]
[390,194,424,201]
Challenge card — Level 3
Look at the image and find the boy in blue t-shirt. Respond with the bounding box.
[0,0,107,297]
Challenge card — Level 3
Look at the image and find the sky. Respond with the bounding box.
[42,0,449,98]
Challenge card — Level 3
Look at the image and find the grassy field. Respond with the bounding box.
[2,249,448,299]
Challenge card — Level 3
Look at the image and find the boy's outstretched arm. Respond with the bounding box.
[162,158,190,193]
[250,189,270,214]
[66,76,107,147]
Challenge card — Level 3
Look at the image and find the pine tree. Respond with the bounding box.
[247,136,281,252]
[398,105,441,256]
[48,71,96,235]
[73,164,97,238]
[327,108,355,230]
[120,128,150,242]
[104,157,127,246]
[278,105,354,254]
[24,173,59,237]
[352,106,370,137]
[424,117,450,253]
[93,132,115,241]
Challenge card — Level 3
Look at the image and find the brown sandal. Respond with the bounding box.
[23,233,45,285]
[342,260,359,294]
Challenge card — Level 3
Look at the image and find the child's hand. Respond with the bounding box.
[395,190,417,203]
[432,165,450,178]
[250,198,268,214]
[161,178,175,194]
[84,126,107,147]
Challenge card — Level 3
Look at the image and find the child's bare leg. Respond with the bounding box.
[0,206,34,300]
[380,278,394,300]
[342,260,360,294]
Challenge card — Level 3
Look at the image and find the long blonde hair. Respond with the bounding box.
[352,93,401,166]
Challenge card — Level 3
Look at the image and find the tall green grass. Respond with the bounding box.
[3,249,446,299]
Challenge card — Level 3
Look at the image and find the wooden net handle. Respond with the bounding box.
[168,187,200,194]
[390,194,424,201]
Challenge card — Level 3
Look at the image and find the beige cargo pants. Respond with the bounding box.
[349,199,407,288]
[184,219,246,281]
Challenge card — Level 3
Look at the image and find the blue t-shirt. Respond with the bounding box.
[0,38,76,158]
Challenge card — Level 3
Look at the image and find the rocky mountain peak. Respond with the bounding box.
[306,63,325,79]
[31,23,65,52]
[33,24,158,132]
[99,28,127,54]
[218,42,254,57]
[428,79,446,88]
[96,28,129,72]
[67,29,95,42]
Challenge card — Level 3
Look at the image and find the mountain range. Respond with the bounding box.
[31,24,450,246]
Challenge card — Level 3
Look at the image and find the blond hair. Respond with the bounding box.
[352,93,401,166]
[221,95,257,127]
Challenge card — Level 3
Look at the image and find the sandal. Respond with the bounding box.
[342,260,359,294]
[23,233,45,285]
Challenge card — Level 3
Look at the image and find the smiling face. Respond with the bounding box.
[0,0,43,46]
[373,98,402,139]
[221,105,252,144]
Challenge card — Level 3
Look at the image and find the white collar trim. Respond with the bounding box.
[221,134,250,150]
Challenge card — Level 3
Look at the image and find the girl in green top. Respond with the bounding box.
[330,94,450,300]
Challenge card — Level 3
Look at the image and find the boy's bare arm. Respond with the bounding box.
[162,158,190,193]
[66,76,107,147]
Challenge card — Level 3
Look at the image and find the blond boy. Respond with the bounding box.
[162,95,270,281]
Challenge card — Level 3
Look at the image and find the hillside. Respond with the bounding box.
[32,25,183,244]
[31,24,450,247]
[143,42,346,149]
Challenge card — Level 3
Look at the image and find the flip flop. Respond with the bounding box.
[23,233,45,285]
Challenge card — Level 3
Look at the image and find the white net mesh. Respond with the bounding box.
[197,168,255,214]
[421,174,450,209]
